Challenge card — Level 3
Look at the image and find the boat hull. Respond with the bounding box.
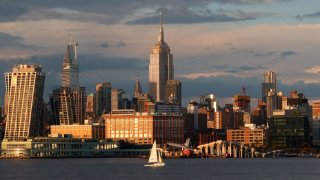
[144,162,165,167]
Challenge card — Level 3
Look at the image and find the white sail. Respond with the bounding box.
[145,141,165,167]
[148,141,158,163]
[158,149,163,163]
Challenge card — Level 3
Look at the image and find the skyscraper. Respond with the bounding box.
[4,65,45,140]
[134,78,142,98]
[62,42,79,88]
[149,12,173,102]
[165,80,181,109]
[111,89,123,111]
[50,42,86,125]
[199,93,218,112]
[96,82,112,115]
[262,71,276,103]
[86,93,96,119]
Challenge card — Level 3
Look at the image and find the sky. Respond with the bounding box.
[0,0,320,107]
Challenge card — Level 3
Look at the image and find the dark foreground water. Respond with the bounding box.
[0,158,319,180]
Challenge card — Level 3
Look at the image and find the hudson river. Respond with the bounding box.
[0,158,319,179]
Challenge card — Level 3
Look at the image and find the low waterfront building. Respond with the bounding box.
[50,124,105,139]
[227,124,266,147]
[1,138,149,158]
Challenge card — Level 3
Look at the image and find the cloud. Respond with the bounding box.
[0,32,37,49]
[280,50,296,59]
[238,65,265,70]
[126,8,269,24]
[305,66,320,74]
[250,50,277,57]
[177,72,233,79]
[0,1,280,24]
[296,12,320,21]
[115,41,126,48]
[212,0,291,4]
[0,3,28,22]
[100,42,110,48]
[211,65,266,71]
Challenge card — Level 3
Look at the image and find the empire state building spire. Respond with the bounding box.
[158,10,164,43]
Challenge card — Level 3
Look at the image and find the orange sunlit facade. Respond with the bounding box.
[227,128,265,147]
[103,110,183,145]
[50,125,105,139]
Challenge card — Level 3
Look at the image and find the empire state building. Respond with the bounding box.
[149,13,174,102]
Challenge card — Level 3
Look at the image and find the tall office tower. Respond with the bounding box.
[96,82,112,116]
[50,87,86,125]
[165,80,181,109]
[187,101,199,130]
[86,93,96,119]
[111,89,123,111]
[4,65,45,140]
[134,78,142,98]
[50,42,86,125]
[62,42,79,88]
[199,93,218,112]
[149,12,173,102]
[262,71,276,103]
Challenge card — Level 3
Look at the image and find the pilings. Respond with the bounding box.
[197,141,261,158]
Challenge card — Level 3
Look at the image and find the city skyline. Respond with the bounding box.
[0,1,320,106]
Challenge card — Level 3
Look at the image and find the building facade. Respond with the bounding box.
[165,80,181,110]
[50,87,86,125]
[312,102,320,146]
[86,93,96,119]
[61,42,79,88]
[267,111,309,149]
[199,94,218,112]
[103,110,183,145]
[4,64,45,140]
[50,42,86,125]
[262,71,276,103]
[111,89,123,111]
[149,13,173,102]
[227,126,266,147]
[50,124,105,139]
[134,78,142,98]
[96,82,112,115]
[233,95,251,112]
[1,138,119,158]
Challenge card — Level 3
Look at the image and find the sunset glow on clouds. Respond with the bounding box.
[0,0,320,105]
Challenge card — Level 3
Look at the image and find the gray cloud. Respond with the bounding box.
[211,64,266,71]
[0,32,37,49]
[297,12,320,21]
[126,8,266,24]
[100,42,109,48]
[281,50,296,59]
[213,0,291,4]
[0,0,281,24]
[238,65,265,70]
[0,3,28,22]
[251,51,278,57]
[115,41,126,48]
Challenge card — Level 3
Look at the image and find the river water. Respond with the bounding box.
[0,158,319,180]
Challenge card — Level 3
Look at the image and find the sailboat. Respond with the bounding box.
[144,141,165,167]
